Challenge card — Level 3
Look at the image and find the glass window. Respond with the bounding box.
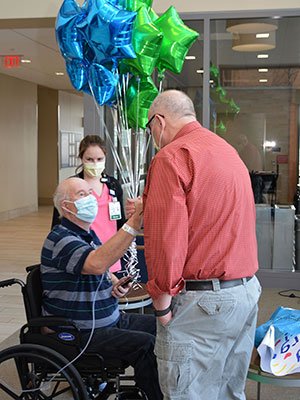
[210,16,300,205]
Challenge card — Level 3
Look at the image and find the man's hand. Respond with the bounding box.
[111,276,133,298]
[125,196,143,219]
[125,198,136,219]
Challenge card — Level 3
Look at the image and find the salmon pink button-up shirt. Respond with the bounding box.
[143,121,258,299]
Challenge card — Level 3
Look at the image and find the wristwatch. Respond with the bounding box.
[121,223,139,237]
[153,305,172,317]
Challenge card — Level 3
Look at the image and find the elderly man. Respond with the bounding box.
[41,177,162,400]
[142,90,261,400]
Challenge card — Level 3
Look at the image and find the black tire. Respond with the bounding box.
[0,343,88,399]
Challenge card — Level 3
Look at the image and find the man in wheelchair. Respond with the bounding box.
[40,177,163,400]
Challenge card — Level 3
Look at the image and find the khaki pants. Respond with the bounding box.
[155,276,261,400]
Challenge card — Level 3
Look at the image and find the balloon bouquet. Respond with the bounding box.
[209,64,240,134]
[56,0,198,281]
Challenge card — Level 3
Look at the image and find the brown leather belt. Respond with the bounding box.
[185,277,253,291]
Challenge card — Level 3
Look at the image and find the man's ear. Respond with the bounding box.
[61,200,69,212]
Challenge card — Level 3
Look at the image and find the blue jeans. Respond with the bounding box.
[155,276,261,400]
[81,312,163,400]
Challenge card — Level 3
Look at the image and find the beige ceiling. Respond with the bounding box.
[0,19,73,91]
[1,16,300,92]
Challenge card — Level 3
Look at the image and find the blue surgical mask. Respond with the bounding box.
[63,194,98,223]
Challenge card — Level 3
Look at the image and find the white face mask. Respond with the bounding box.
[83,160,105,178]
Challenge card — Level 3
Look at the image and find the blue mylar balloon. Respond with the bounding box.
[88,63,119,106]
[78,0,137,63]
[56,0,87,61]
[66,58,91,94]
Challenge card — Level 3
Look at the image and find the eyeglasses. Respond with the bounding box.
[145,114,164,135]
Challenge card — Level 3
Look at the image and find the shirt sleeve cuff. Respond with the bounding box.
[146,277,185,299]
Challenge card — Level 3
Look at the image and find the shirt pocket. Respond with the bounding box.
[154,338,193,398]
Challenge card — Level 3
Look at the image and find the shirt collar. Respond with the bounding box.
[172,121,202,143]
[61,217,92,238]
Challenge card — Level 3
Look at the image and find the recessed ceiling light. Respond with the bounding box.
[256,33,270,39]
[185,56,196,60]
[196,69,204,74]
[257,54,269,59]
[259,79,268,83]
[258,68,269,72]
[21,59,31,63]
[55,72,64,76]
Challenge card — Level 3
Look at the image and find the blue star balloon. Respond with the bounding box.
[56,0,87,61]
[78,0,137,63]
[88,63,119,105]
[65,58,91,94]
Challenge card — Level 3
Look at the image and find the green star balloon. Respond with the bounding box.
[121,5,163,76]
[229,98,240,114]
[216,120,227,134]
[148,7,159,22]
[216,85,227,99]
[126,76,158,129]
[210,64,220,81]
[154,6,199,74]
[119,0,152,12]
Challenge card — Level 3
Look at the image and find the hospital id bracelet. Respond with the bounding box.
[121,223,139,237]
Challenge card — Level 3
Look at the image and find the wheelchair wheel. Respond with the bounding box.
[0,343,88,399]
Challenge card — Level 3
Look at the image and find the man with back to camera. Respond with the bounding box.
[143,90,261,400]
[41,177,163,400]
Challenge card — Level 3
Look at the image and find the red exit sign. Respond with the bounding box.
[3,55,21,68]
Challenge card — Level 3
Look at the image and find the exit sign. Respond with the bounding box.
[3,55,20,68]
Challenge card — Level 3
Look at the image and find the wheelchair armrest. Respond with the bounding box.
[26,316,79,331]
[0,278,25,289]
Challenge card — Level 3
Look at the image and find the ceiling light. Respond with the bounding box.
[196,69,204,74]
[226,19,278,34]
[232,32,275,52]
[258,68,268,72]
[185,56,196,60]
[256,33,270,38]
[55,72,64,76]
[257,54,269,59]
[21,59,31,64]
[259,79,268,83]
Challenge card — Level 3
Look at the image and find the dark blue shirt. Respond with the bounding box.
[41,218,119,330]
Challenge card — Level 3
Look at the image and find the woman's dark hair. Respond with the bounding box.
[78,135,107,159]
[76,135,107,174]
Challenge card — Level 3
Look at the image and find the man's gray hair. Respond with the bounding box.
[53,181,70,216]
[150,90,196,120]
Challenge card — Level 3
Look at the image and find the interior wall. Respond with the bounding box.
[37,86,58,205]
[0,74,38,221]
[58,91,84,183]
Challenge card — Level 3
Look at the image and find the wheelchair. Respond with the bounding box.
[0,264,147,399]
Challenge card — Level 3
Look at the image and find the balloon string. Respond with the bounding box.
[133,77,141,197]
[93,103,134,197]
[114,78,134,192]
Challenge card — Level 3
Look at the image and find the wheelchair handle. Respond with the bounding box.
[0,278,25,289]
